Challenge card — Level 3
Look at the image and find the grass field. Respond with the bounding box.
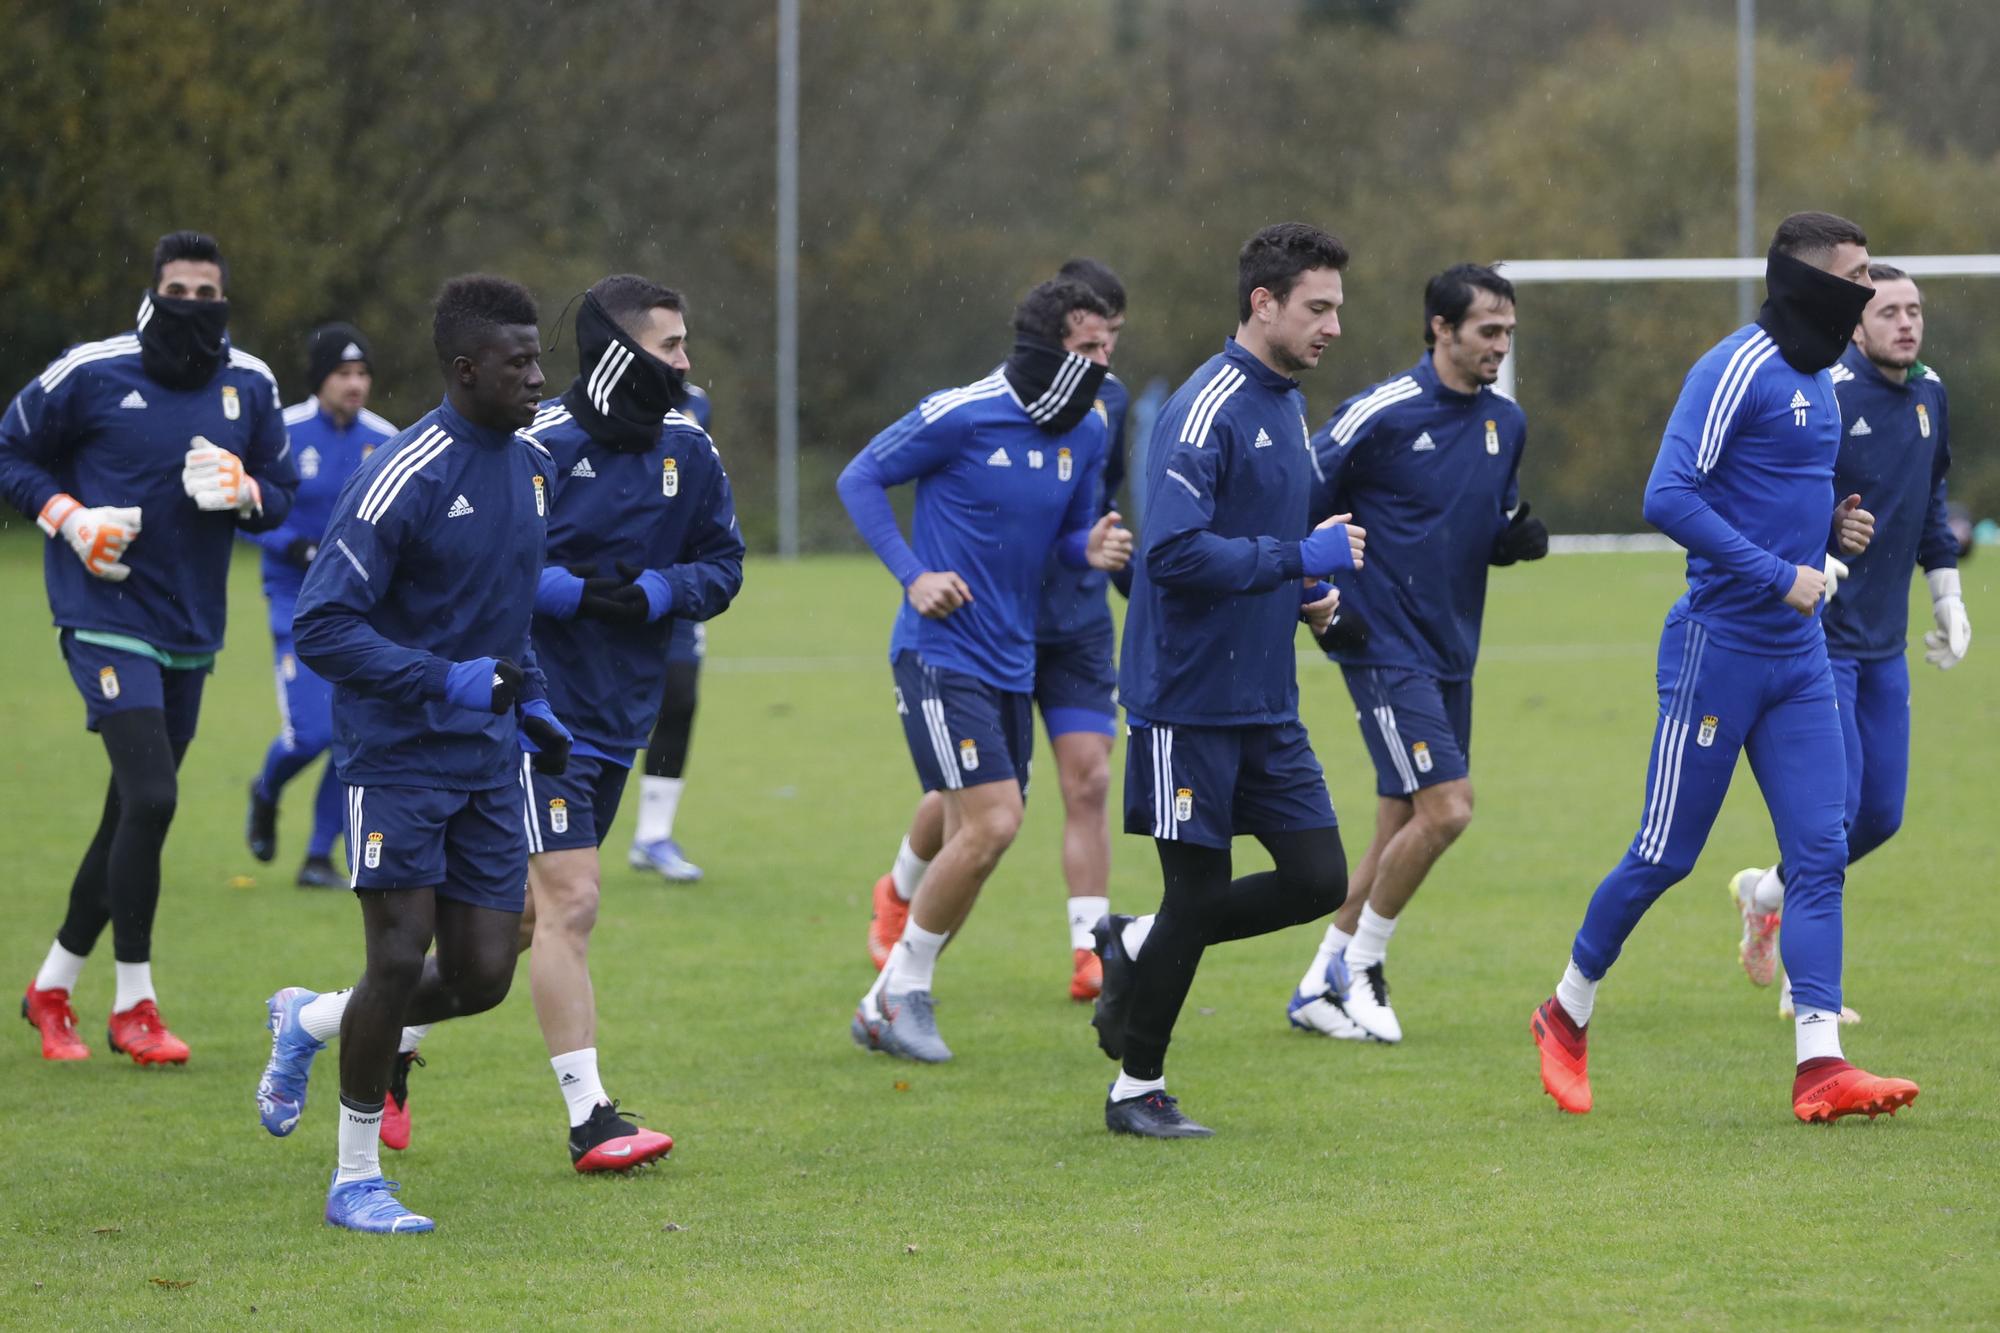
[2,533,1996,1329]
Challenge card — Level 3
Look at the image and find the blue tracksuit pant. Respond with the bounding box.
[1830,653,1909,865]
[254,594,344,860]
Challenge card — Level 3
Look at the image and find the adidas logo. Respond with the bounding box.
[1789,390,1811,409]
[1253,427,1273,449]
[1411,431,1436,452]
[570,457,596,478]
[119,390,147,409]
[446,494,475,518]
[341,342,364,361]
[1848,417,1872,436]
[986,448,1011,467]
[558,1072,581,1085]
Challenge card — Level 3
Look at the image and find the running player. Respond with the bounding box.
[6,230,296,1064]
[841,277,1130,1063]
[1091,222,1363,1137]
[1531,212,1919,1124]
[245,323,397,887]
[1286,264,1547,1044]
[1725,263,1969,1019]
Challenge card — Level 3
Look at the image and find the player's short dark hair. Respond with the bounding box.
[1867,262,1911,284]
[1770,212,1868,266]
[589,273,685,336]
[152,230,228,288]
[432,274,539,367]
[1058,257,1127,316]
[1012,277,1113,345]
[1423,263,1515,346]
[1238,223,1349,322]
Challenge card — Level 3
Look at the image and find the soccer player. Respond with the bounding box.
[866,257,1133,1003]
[1725,263,1969,1019]
[517,276,742,1167]
[1286,264,1547,1044]
[1531,212,1920,1124]
[1091,222,1363,1138]
[840,277,1130,1063]
[245,323,397,888]
[629,382,715,882]
[6,230,296,1064]
[261,275,573,1233]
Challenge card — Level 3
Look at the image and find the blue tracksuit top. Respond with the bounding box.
[837,369,1109,695]
[1119,338,1316,728]
[293,398,551,790]
[1309,354,1526,680]
[1642,324,1844,655]
[1036,372,1130,642]
[0,330,297,654]
[245,397,397,621]
[1823,346,1956,660]
[523,399,744,758]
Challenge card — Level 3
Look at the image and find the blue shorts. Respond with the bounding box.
[520,751,633,853]
[1035,625,1117,739]
[344,778,529,912]
[667,619,706,665]
[1123,719,1338,849]
[60,630,208,748]
[891,651,1033,795]
[1341,666,1472,798]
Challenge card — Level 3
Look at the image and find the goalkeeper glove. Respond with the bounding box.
[38,493,141,581]
[518,698,572,776]
[182,437,262,517]
[442,657,523,712]
[1821,554,1849,603]
[1491,502,1549,565]
[1924,567,1971,669]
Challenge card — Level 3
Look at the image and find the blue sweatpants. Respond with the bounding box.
[1572,617,1848,1014]
[254,624,345,861]
[1830,653,1909,865]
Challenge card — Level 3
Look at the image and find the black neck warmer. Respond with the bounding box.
[560,291,690,451]
[1756,249,1875,374]
[1003,336,1109,435]
[138,291,230,390]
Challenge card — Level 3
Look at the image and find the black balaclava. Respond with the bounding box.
[560,291,690,451]
[306,322,372,394]
[1757,248,1875,374]
[1002,336,1109,435]
[137,290,229,390]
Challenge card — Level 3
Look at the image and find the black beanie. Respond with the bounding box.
[305,322,371,393]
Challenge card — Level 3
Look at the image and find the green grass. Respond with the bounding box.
[2,534,1996,1329]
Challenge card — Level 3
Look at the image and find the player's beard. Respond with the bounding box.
[137,291,229,390]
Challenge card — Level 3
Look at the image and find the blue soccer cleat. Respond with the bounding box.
[324,1173,435,1234]
[257,986,325,1137]
[629,837,703,882]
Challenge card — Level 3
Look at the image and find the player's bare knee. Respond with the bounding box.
[959,798,1023,859]
[1422,786,1474,844]
[547,876,600,939]
[1059,758,1111,816]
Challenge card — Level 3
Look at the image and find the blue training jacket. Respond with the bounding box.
[522,398,744,759]
[293,398,551,790]
[1823,345,1956,660]
[1036,372,1130,643]
[0,328,297,655]
[1119,338,1317,728]
[1309,354,1527,681]
[244,397,397,630]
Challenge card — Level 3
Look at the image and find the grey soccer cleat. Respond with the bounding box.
[851,989,952,1063]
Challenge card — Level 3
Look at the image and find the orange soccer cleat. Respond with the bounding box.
[1792,1059,1919,1124]
[106,999,190,1066]
[869,873,909,971]
[23,983,91,1060]
[1532,997,1591,1114]
[380,1050,425,1151]
[1069,948,1103,1003]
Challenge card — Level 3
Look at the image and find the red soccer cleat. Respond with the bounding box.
[569,1101,674,1173]
[869,872,909,971]
[1070,947,1103,1003]
[1532,997,1591,1114]
[380,1050,424,1151]
[106,999,190,1066]
[23,983,90,1060]
[1792,1058,1919,1124]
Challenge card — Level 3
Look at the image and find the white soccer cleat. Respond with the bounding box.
[1286,989,1370,1040]
[1729,866,1781,987]
[1343,962,1402,1043]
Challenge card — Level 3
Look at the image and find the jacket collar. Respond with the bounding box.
[1412,351,1482,404]
[435,397,520,449]
[1223,336,1300,392]
[1840,343,1911,393]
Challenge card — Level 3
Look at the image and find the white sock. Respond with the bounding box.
[34,940,87,994]
[1752,865,1784,914]
[1779,972,1793,1012]
[633,775,685,845]
[335,1097,384,1184]
[1556,959,1597,1028]
[1795,1008,1844,1063]
[1067,896,1109,951]
[1121,914,1154,959]
[884,921,949,994]
[112,961,156,1013]
[399,1024,430,1054]
[551,1047,609,1128]
[1346,904,1398,971]
[1111,1070,1165,1101]
[890,836,930,903]
[299,989,352,1042]
[1301,925,1354,997]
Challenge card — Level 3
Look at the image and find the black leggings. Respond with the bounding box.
[641,658,700,779]
[56,710,188,964]
[1122,826,1348,1081]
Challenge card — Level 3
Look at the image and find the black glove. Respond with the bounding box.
[283,536,320,567]
[1110,561,1134,600]
[491,658,525,712]
[519,700,572,776]
[1313,603,1371,656]
[1492,502,1549,566]
[575,560,653,624]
